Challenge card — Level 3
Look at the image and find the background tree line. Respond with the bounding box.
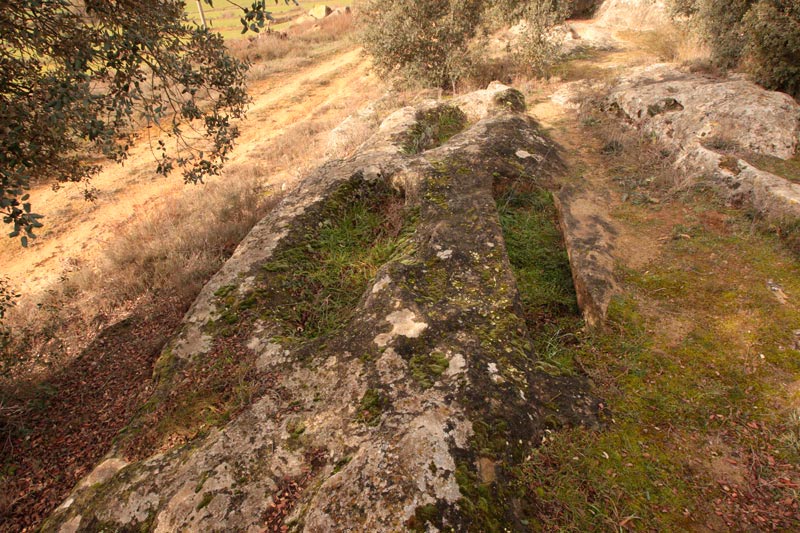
[358,0,799,99]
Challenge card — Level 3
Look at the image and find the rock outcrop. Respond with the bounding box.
[554,185,620,329]
[594,0,670,30]
[43,85,600,532]
[308,5,331,19]
[608,64,800,222]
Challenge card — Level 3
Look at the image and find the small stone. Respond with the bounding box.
[477,457,497,483]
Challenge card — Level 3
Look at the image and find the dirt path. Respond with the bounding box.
[0,47,373,300]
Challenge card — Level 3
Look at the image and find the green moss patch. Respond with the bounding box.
[355,388,389,426]
[747,153,800,184]
[409,351,449,389]
[247,177,417,342]
[493,89,526,112]
[407,502,446,532]
[196,492,214,511]
[402,106,467,155]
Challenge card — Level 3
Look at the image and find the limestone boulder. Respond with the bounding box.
[308,5,331,19]
[324,102,382,159]
[594,0,670,30]
[609,64,799,159]
[43,86,601,533]
[289,13,317,27]
[554,185,620,329]
[330,6,351,17]
[607,63,800,222]
[449,81,526,122]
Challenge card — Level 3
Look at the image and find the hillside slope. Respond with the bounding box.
[9,1,800,531]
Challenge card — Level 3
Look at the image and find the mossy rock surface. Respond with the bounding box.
[42,84,600,533]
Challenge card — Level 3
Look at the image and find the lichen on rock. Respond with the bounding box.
[606,63,800,224]
[43,83,602,533]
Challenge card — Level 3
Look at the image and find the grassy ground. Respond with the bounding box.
[511,47,800,527]
[496,181,582,377]
[519,203,800,529]
[186,0,352,40]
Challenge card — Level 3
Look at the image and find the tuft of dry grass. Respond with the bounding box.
[291,12,355,44]
[619,23,710,64]
[227,12,355,82]
[226,15,354,63]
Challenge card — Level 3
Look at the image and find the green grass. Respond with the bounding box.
[253,179,417,342]
[701,135,800,184]
[497,187,578,319]
[402,106,468,155]
[492,101,800,528]
[496,185,581,375]
[120,178,416,459]
[515,194,800,530]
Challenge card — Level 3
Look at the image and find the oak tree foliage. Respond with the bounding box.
[358,0,485,89]
[1,0,255,246]
[357,0,597,90]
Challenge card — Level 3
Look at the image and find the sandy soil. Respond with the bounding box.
[0,47,374,300]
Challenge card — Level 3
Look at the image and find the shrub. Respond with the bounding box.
[670,0,800,98]
[358,0,484,89]
[358,0,601,88]
[697,0,755,69]
[568,0,601,18]
[668,0,700,16]
[483,0,597,29]
[514,0,570,78]
[743,0,800,99]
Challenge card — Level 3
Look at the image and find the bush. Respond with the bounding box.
[514,0,570,78]
[671,0,800,98]
[483,0,597,29]
[743,0,800,99]
[568,0,601,18]
[697,0,755,69]
[359,0,581,89]
[358,0,484,89]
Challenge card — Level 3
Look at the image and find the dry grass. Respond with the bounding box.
[619,23,710,64]
[2,171,282,376]
[227,15,353,66]
[291,12,355,44]
[227,13,356,81]
[1,93,370,375]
